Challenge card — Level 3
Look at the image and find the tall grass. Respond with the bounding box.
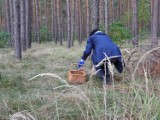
[0,42,160,120]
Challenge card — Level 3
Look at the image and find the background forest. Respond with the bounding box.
[0,0,160,120]
[0,0,159,58]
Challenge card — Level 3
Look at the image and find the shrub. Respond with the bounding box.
[0,29,11,48]
[109,21,131,46]
[40,26,51,43]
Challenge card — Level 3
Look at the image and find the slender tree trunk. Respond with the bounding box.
[75,0,82,43]
[20,0,26,51]
[13,0,21,60]
[75,0,78,41]
[54,0,58,44]
[75,0,81,43]
[44,0,48,28]
[91,0,100,30]
[59,0,64,42]
[26,0,32,49]
[109,0,114,23]
[35,0,40,43]
[151,0,159,48]
[70,0,74,46]
[57,0,62,45]
[131,0,138,47]
[127,0,131,28]
[39,1,42,27]
[51,0,55,41]
[66,0,71,48]
[5,0,12,46]
[85,0,90,37]
[158,0,160,36]
[9,0,14,46]
[33,0,36,33]
[5,0,11,33]
[104,0,109,34]
[77,0,82,43]
[99,0,104,26]
[3,2,6,30]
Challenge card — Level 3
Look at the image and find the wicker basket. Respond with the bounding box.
[68,63,86,84]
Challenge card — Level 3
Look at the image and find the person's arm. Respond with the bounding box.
[78,37,93,69]
[81,37,93,60]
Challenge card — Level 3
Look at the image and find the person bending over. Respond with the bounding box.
[78,28,124,84]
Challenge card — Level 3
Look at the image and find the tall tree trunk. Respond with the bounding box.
[127,0,131,28]
[44,0,48,28]
[35,0,40,43]
[2,2,6,30]
[26,0,32,49]
[151,0,159,48]
[109,0,114,23]
[5,0,11,33]
[39,1,42,27]
[66,0,71,48]
[54,0,58,44]
[91,0,100,30]
[57,0,62,45]
[13,0,21,60]
[104,0,109,34]
[59,0,64,42]
[77,0,82,43]
[51,0,55,41]
[20,0,26,51]
[158,0,160,36]
[131,0,138,47]
[5,0,12,46]
[70,0,74,46]
[32,0,35,39]
[85,0,90,37]
[9,0,14,47]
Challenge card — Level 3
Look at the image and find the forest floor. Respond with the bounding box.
[1,41,160,120]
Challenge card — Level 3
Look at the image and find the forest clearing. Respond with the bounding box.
[0,0,160,119]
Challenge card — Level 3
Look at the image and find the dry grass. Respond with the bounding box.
[0,42,160,120]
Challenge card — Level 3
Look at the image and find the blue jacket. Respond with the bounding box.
[82,32,123,73]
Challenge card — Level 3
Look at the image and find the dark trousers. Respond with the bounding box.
[95,63,111,84]
[95,58,120,84]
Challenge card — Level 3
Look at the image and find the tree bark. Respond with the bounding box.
[44,0,48,28]
[104,0,109,34]
[85,0,90,37]
[9,0,14,46]
[25,0,32,49]
[20,0,26,51]
[35,0,40,43]
[57,0,62,45]
[151,0,159,48]
[77,0,82,43]
[51,0,55,41]
[5,0,11,33]
[91,0,100,30]
[131,0,138,47]
[66,0,71,48]
[13,0,21,60]
[70,0,74,46]
[54,0,58,44]
[158,0,160,36]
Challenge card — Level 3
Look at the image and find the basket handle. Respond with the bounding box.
[69,63,84,71]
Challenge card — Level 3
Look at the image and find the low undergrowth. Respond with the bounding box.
[0,42,160,120]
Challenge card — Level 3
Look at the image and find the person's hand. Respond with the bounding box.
[78,59,84,70]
